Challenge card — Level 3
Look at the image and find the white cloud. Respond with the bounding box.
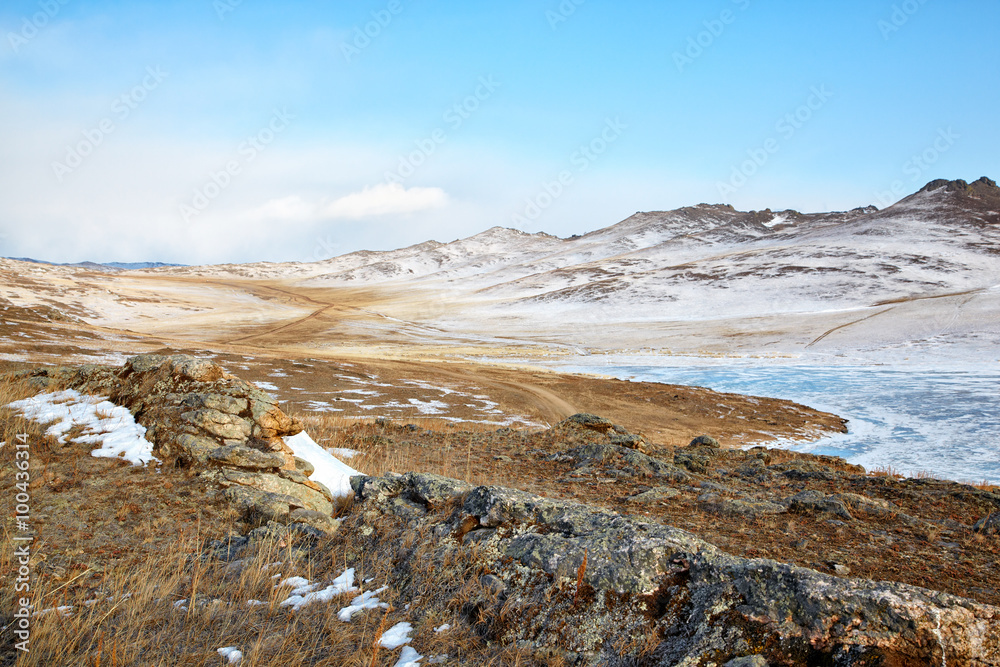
[238,183,449,224]
[322,183,449,219]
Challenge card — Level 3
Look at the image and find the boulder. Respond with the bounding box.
[182,409,253,441]
[974,512,1000,536]
[293,456,315,476]
[222,486,300,524]
[167,356,224,383]
[351,472,1000,664]
[218,470,333,515]
[208,445,285,470]
[288,509,340,536]
[558,413,615,433]
[688,434,720,448]
[784,490,853,520]
[626,487,681,504]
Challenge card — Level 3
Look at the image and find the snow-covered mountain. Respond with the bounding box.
[7,177,994,363]
[166,178,997,315]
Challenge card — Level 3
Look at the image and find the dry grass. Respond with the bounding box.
[0,376,536,666]
[869,465,904,479]
[296,413,506,487]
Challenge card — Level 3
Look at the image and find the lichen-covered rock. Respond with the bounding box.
[208,445,285,470]
[288,508,340,535]
[293,456,315,476]
[699,495,786,517]
[558,413,615,433]
[168,433,221,462]
[609,433,648,452]
[974,512,1000,535]
[250,398,303,438]
[222,486,300,524]
[688,434,720,448]
[349,472,1000,665]
[218,470,333,515]
[22,354,305,468]
[784,489,854,520]
[563,443,690,481]
[181,393,248,415]
[182,408,253,440]
[627,487,681,504]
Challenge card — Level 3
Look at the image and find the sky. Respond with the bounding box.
[1,0,998,265]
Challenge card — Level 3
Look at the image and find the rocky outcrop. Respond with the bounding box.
[975,512,1000,536]
[349,471,1000,666]
[14,354,337,533]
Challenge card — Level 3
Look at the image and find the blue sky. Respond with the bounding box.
[1,0,998,264]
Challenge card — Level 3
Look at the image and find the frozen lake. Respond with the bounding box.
[551,360,1000,485]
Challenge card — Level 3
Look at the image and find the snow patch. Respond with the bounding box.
[379,621,415,649]
[282,431,361,498]
[217,647,243,664]
[7,389,158,466]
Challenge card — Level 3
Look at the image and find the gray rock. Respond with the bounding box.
[219,470,333,514]
[700,497,786,517]
[209,445,285,469]
[167,356,224,383]
[182,408,252,441]
[289,508,340,535]
[608,433,647,451]
[222,485,298,524]
[724,656,768,667]
[559,413,614,433]
[351,472,1000,664]
[125,354,167,374]
[182,393,248,415]
[784,490,853,520]
[293,456,315,476]
[403,472,473,507]
[171,433,221,462]
[626,487,681,504]
[974,511,1000,535]
[688,434,720,448]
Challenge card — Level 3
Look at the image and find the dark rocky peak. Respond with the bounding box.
[921,176,998,196]
[909,176,1000,225]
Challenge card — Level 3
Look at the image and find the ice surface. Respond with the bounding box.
[560,360,1000,485]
